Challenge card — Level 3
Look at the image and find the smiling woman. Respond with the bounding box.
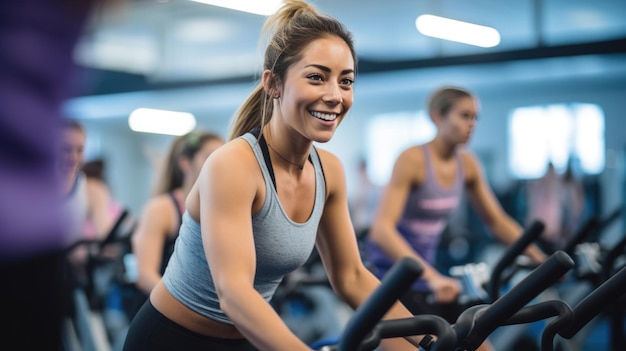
[122,1,423,350]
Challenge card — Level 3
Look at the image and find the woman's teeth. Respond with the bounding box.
[310,111,337,121]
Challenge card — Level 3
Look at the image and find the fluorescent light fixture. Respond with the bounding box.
[416,14,500,48]
[189,0,282,16]
[128,108,196,136]
[73,35,158,75]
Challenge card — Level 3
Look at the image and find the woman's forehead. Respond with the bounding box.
[294,37,355,71]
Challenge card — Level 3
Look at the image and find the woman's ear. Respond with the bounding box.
[262,70,280,99]
[430,110,443,127]
[262,70,274,97]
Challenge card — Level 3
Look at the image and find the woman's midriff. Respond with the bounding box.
[150,281,245,339]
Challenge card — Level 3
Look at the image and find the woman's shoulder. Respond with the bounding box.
[211,137,249,155]
[313,146,341,169]
[458,148,480,165]
[205,137,258,172]
[458,148,483,184]
[392,144,426,172]
[197,137,264,197]
[144,193,178,215]
[403,144,425,160]
[312,147,345,195]
[85,177,109,200]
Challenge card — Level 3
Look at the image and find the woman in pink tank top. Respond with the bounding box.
[368,86,547,351]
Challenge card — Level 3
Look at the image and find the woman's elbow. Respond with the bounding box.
[331,266,368,304]
[214,283,251,321]
[217,294,235,317]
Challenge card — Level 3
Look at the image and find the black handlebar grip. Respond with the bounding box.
[99,209,129,249]
[562,216,600,256]
[465,250,574,349]
[361,315,457,351]
[337,256,423,351]
[601,234,626,282]
[559,265,626,339]
[502,300,573,326]
[587,206,624,243]
[488,220,545,301]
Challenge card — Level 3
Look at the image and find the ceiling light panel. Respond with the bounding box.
[416,14,501,48]
[189,0,282,16]
[128,108,196,135]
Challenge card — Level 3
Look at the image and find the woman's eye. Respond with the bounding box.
[308,74,323,81]
[341,78,354,87]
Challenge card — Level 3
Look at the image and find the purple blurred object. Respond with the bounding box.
[0,0,93,262]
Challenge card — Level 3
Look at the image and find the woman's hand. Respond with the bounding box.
[427,273,462,303]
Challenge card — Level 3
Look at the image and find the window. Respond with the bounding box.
[365,111,437,186]
[508,103,605,179]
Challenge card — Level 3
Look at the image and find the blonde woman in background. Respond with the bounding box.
[129,131,224,316]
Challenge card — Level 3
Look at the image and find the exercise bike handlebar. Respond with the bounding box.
[505,300,575,351]
[337,256,423,351]
[588,206,625,243]
[601,233,626,282]
[562,216,600,256]
[559,265,626,339]
[502,300,573,327]
[563,206,624,256]
[488,220,545,301]
[459,250,574,350]
[361,315,457,351]
[63,209,131,254]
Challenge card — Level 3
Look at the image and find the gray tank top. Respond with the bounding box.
[162,132,326,324]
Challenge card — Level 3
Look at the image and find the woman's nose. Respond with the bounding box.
[323,83,342,104]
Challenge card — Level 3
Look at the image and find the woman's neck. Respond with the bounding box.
[61,171,79,196]
[429,137,458,160]
[263,125,310,170]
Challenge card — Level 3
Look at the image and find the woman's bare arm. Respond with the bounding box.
[132,196,172,295]
[463,151,546,262]
[314,149,422,350]
[199,141,311,351]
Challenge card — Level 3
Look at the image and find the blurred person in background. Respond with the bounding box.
[61,120,124,287]
[350,158,383,236]
[526,162,565,253]
[129,131,224,317]
[366,86,547,351]
[81,158,126,243]
[561,160,586,244]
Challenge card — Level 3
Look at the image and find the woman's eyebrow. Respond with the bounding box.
[306,64,354,75]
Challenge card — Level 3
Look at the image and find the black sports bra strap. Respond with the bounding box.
[168,191,183,228]
[249,127,314,192]
[250,127,277,191]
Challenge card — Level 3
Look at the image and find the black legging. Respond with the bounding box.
[123,300,258,351]
[1,251,66,350]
